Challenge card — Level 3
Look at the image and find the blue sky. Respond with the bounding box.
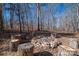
[3,3,64,19]
[2,3,66,26]
[2,3,65,29]
[54,3,64,18]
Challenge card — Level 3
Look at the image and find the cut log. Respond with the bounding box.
[17,43,34,56]
[10,39,19,51]
[58,45,77,56]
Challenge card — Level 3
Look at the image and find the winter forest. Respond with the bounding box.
[0,3,79,32]
[0,3,79,56]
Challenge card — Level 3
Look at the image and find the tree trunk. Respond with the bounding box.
[37,3,40,31]
[9,4,14,31]
[10,39,19,51]
[17,4,22,33]
[0,4,3,32]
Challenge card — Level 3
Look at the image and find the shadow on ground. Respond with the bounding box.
[33,51,53,56]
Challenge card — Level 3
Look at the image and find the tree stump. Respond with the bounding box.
[10,39,19,51]
[58,45,77,56]
[14,34,27,44]
[14,34,23,43]
[17,43,34,56]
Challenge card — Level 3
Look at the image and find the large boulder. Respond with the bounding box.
[31,35,62,53]
[58,45,77,56]
[60,37,79,49]
[17,43,34,56]
[69,38,79,49]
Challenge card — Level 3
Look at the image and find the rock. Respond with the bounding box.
[75,49,79,56]
[50,39,57,48]
[31,35,61,53]
[50,34,55,39]
[69,38,79,49]
[58,45,77,56]
[59,37,79,49]
[50,38,62,48]
[17,43,34,56]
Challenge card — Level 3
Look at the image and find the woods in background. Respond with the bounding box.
[0,3,79,33]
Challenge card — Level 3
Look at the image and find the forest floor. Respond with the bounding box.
[0,31,79,56]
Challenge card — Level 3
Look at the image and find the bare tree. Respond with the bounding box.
[36,3,40,31]
[16,4,22,32]
[0,4,3,31]
[9,4,15,31]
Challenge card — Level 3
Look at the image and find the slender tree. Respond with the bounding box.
[0,4,3,31]
[36,3,40,31]
[16,4,22,32]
